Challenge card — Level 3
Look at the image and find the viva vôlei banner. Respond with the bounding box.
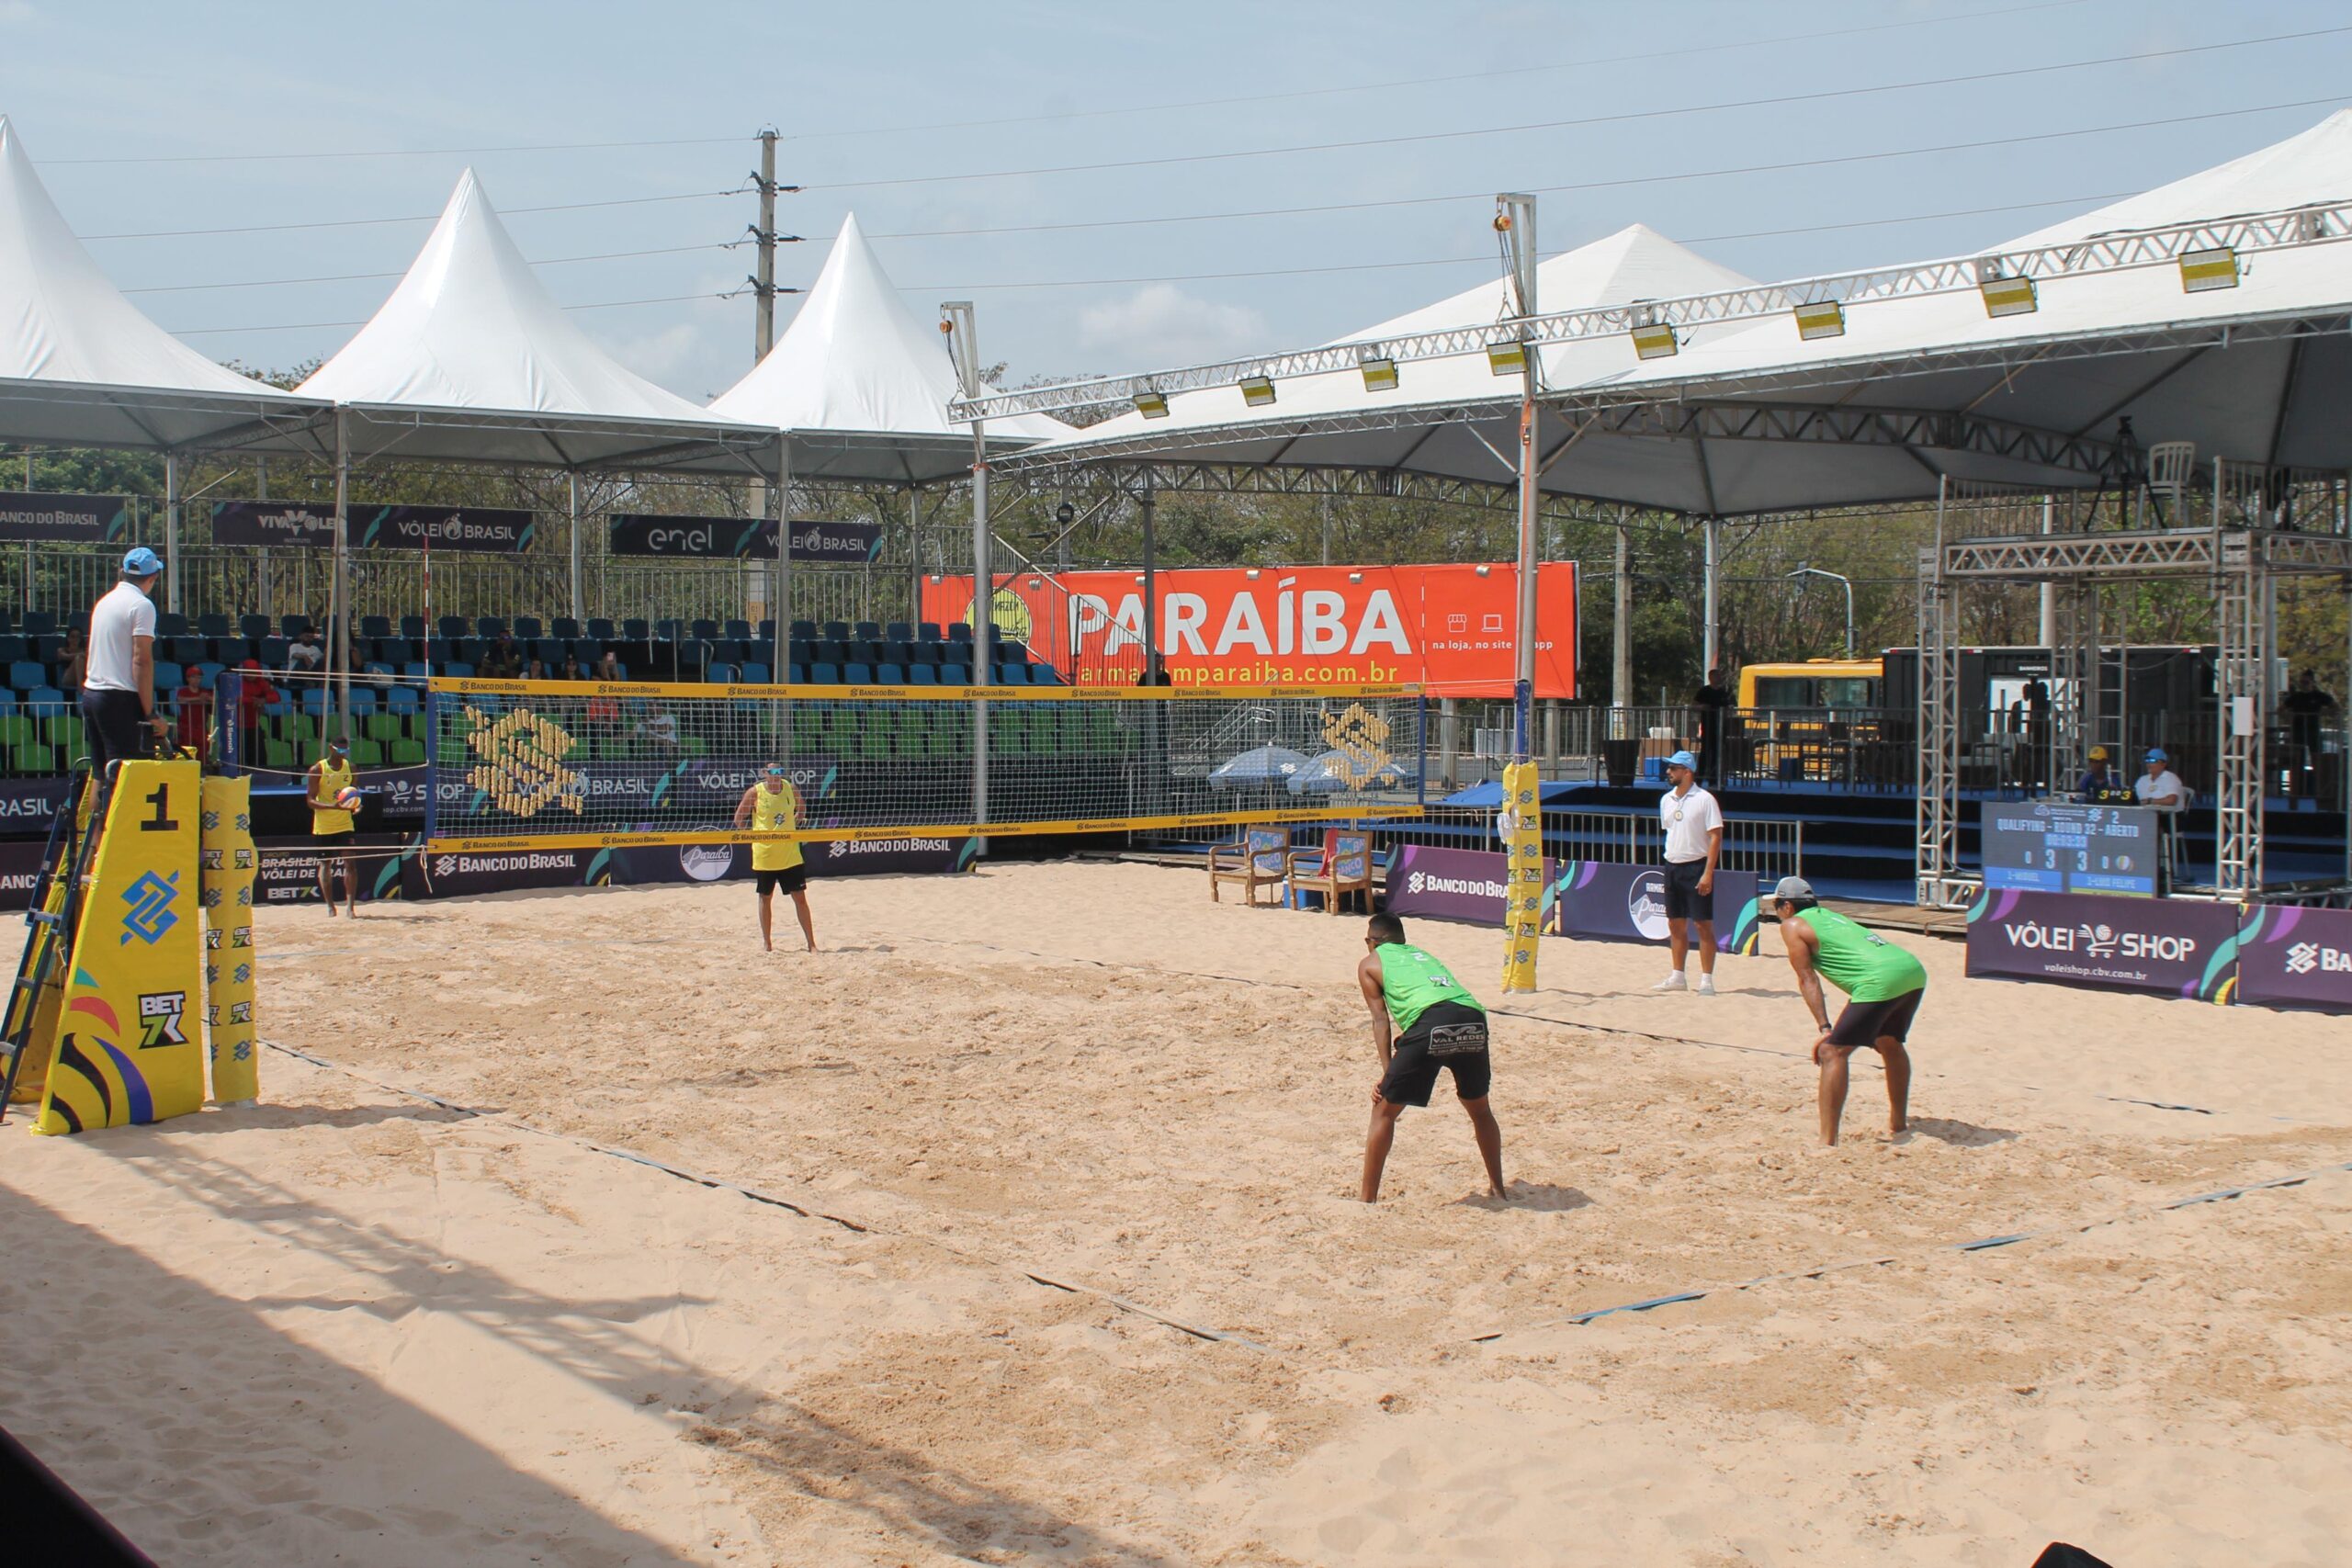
[920,562,1577,697]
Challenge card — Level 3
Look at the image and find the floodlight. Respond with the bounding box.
[1360,355,1399,392]
[1979,274,2038,318]
[1487,340,1527,377]
[1792,300,1846,341]
[1133,389,1170,419]
[1631,322,1679,360]
[1239,375,1277,407]
[2179,246,2240,293]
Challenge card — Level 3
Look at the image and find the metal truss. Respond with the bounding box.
[1915,537,1967,908]
[1944,527,2352,579]
[2215,532,2268,898]
[956,199,2352,422]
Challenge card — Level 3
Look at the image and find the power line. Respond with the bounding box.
[48,135,741,168]
[854,96,2348,243]
[83,186,745,243]
[799,26,2352,193]
[119,240,737,296]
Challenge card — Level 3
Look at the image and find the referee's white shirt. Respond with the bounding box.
[1659,782,1723,863]
[84,580,156,694]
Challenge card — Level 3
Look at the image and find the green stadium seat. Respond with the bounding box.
[351,739,385,766]
[365,712,401,741]
[12,743,51,773]
[390,739,425,765]
[264,739,296,771]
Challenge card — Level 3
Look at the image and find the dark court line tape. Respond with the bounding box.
[1472,1159,2352,1343]
[259,1040,1273,1357]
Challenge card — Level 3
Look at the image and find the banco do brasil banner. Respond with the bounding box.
[0,491,131,542]
[210,501,532,552]
[920,561,1577,697]
[608,513,883,563]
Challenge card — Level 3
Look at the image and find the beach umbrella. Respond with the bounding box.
[1209,744,1310,789]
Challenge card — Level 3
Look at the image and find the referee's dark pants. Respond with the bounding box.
[77,686,147,782]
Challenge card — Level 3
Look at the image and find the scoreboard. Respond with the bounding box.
[1982,800,2161,897]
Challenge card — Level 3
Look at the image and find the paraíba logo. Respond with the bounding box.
[1628,870,1668,940]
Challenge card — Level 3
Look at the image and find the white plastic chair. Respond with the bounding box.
[2146,441,2196,519]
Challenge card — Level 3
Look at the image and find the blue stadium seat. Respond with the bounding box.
[820,621,851,642]
[1029,666,1065,686]
[570,637,601,665]
[400,615,427,639]
[0,690,17,715]
[995,664,1029,685]
[918,621,945,641]
[300,686,329,716]
[0,637,22,666]
[441,661,474,680]
[197,662,224,688]
[211,637,251,666]
[756,618,775,642]
[258,635,288,668]
[63,609,88,634]
[28,633,60,664]
[376,638,415,666]
[723,619,752,641]
[389,686,421,715]
[809,662,839,684]
[884,622,913,643]
[475,615,506,638]
[789,619,819,640]
[236,614,271,641]
[846,639,881,667]
[939,663,969,684]
[998,639,1028,662]
[787,662,808,683]
[198,613,231,638]
[653,618,684,642]
[586,617,616,640]
[905,642,941,665]
[20,610,54,637]
[278,615,313,639]
[402,662,429,682]
[358,615,392,639]
[153,660,182,692]
[706,663,738,684]
[435,615,469,640]
[549,617,580,639]
[7,660,44,691]
[167,636,203,666]
[362,661,392,684]
[24,685,66,716]
[155,612,190,638]
[347,687,378,716]
[874,664,902,684]
[945,622,972,642]
[0,612,13,637]
[533,638,567,666]
[854,621,882,641]
[842,663,872,683]
[739,661,769,684]
[908,664,937,685]
[688,618,719,642]
[621,617,650,640]
[513,615,544,640]
[452,637,481,663]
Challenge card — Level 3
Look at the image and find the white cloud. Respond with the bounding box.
[0,1,39,22]
[1077,284,1268,367]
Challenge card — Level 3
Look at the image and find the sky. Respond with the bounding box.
[4,0,2349,403]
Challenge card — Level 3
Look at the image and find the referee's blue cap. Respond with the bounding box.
[2144,747,2169,763]
[121,546,163,577]
[1666,750,1698,771]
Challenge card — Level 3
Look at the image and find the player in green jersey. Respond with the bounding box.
[1772,876,1928,1147]
[1356,911,1506,1202]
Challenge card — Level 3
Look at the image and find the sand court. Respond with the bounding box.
[4,859,2349,1564]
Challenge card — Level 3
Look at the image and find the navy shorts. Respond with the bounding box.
[1826,987,1925,1049]
[756,864,808,897]
[1379,1001,1492,1108]
[1663,858,1710,920]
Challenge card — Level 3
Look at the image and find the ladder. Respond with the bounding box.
[0,772,101,1122]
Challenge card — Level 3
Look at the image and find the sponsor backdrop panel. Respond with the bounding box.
[921,562,1576,697]
[0,490,131,541]
[1384,845,1552,927]
[0,837,47,911]
[607,513,882,563]
[1546,861,1761,954]
[2235,903,2352,1013]
[254,836,409,904]
[1965,888,2241,1001]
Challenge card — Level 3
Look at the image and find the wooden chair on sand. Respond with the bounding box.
[1288,829,1374,915]
[1209,826,1290,906]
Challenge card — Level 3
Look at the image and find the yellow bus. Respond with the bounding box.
[1736,659,1884,712]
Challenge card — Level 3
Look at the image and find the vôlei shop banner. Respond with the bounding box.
[920,562,1577,697]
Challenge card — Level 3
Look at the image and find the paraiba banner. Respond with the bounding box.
[0,491,132,541]
[1964,887,2242,1001]
[607,513,883,563]
[919,561,1577,697]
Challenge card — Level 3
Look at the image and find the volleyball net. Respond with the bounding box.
[420,677,1427,852]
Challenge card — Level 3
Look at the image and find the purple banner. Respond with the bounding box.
[1545,861,1762,954]
[1965,888,2239,1001]
[0,836,47,911]
[803,836,978,876]
[1384,845,1552,927]
[2234,903,2352,1013]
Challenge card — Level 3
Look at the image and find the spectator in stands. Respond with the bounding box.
[233,660,277,765]
[172,668,213,756]
[2283,669,2338,796]
[58,626,86,692]
[77,546,169,779]
[1691,665,1733,785]
[287,626,324,673]
[524,655,549,681]
[595,649,622,682]
[634,703,680,757]
[560,653,587,682]
[485,629,522,678]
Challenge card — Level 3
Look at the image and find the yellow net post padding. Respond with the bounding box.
[1498,760,1543,993]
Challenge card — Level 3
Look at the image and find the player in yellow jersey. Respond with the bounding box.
[305,735,358,917]
[732,762,815,953]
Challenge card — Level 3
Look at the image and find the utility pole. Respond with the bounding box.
[752,128,781,361]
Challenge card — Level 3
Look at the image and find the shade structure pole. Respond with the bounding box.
[941,302,989,844]
[1702,516,1721,676]
[1140,475,1159,682]
[1611,510,1633,711]
[567,471,583,623]
[330,408,352,744]
[772,434,791,682]
[163,449,180,615]
[907,488,924,634]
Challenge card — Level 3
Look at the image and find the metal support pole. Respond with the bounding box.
[908,489,924,632]
[753,129,779,362]
[1139,478,1159,682]
[941,302,989,840]
[566,471,583,623]
[255,458,271,623]
[1611,512,1632,713]
[1702,516,1720,676]
[330,409,352,745]
[2038,495,2056,647]
[164,449,180,614]
[772,434,791,681]
[1319,493,1331,567]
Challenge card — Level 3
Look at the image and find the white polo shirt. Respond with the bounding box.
[1659,782,1723,863]
[84,580,157,694]
[2135,769,2186,810]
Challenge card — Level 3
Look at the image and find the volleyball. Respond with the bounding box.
[334,786,362,812]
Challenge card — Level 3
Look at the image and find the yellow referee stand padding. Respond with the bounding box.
[31,758,208,1134]
[1499,760,1544,994]
[200,774,258,1105]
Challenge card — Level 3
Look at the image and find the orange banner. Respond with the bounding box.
[921,562,1577,698]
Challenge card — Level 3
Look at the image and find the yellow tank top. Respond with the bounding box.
[749,781,803,871]
[312,756,356,835]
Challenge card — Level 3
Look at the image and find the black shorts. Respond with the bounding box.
[1379,1001,1492,1108]
[77,687,147,779]
[311,828,354,849]
[755,864,808,897]
[1662,858,1710,920]
[1826,987,1925,1049]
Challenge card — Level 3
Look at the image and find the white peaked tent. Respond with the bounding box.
[1019,223,1762,501]
[710,211,1073,485]
[298,168,771,475]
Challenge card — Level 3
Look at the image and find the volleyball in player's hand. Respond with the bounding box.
[334,786,362,811]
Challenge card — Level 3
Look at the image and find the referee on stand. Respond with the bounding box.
[76,547,169,784]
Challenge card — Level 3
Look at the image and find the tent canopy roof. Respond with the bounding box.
[1012,115,2352,517]
[0,116,326,454]
[710,212,1073,486]
[297,170,771,475]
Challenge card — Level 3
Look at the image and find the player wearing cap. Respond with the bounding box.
[733,762,814,953]
[307,736,358,916]
[1654,750,1724,995]
[1355,911,1504,1203]
[1770,876,1925,1147]
[76,547,171,783]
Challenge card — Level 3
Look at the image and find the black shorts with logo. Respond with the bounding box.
[756,864,808,897]
[1826,986,1925,1049]
[1662,857,1710,920]
[1379,1000,1493,1108]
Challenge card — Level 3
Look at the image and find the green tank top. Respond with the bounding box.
[1794,907,1926,1002]
[1376,942,1484,1032]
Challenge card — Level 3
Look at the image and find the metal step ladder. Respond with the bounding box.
[0,771,101,1122]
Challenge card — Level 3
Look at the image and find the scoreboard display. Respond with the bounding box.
[1983,801,2161,897]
